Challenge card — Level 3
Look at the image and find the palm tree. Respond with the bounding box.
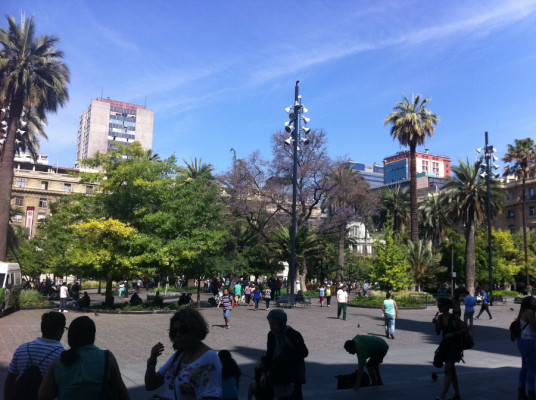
[377,185,410,233]
[444,159,503,295]
[385,95,439,243]
[502,138,536,287]
[407,240,436,291]
[0,16,70,259]
[419,193,450,248]
[178,157,214,179]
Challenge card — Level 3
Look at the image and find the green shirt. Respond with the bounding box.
[352,335,389,366]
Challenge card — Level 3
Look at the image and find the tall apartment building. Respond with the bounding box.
[76,98,154,167]
[494,176,536,234]
[348,161,384,188]
[383,149,451,184]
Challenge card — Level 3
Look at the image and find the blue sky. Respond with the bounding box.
[3,1,536,174]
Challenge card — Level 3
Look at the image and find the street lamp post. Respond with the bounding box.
[283,81,310,295]
[477,132,499,303]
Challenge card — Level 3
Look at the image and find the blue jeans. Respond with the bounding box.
[254,298,259,309]
[518,338,536,391]
[384,313,395,336]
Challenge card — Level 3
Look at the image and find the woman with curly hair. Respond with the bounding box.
[145,308,222,400]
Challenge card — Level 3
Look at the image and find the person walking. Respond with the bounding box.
[344,334,389,390]
[59,282,70,313]
[325,286,332,308]
[260,309,308,399]
[263,286,272,310]
[382,293,399,339]
[319,285,325,307]
[515,296,536,400]
[433,297,465,400]
[463,290,477,330]
[475,288,492,320]
[245,285,252,307]
[217,288,235,329]
[234,282,242,306]
[252,286,263,311]
[4,312,66,400]
[337,285,348,320]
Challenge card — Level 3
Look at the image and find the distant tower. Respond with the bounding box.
[76,98,154,167]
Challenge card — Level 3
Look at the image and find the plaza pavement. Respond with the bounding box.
[0,290,521,399]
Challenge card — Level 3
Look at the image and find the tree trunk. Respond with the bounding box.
[0,98,23,260]
[296,260,307,293]
[337,224,345,283]
[522,178,530,287]
[105,277,114,307]
[409,143,419,244]
[465,219,476,296]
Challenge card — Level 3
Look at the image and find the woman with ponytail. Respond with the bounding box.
[38,316,130,400]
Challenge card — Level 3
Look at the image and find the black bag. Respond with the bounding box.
[13,345,57,400]
[336,370,370,390]
[433,344,445,368]
[100,350,118,400]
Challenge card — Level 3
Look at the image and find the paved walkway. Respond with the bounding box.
[0,292,521,399]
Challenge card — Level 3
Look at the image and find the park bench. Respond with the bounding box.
[275,294,296,308]
[295,297,312,308]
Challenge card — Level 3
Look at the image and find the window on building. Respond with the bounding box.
[507,191,514,200]
[64,183,72,192]
[13,213,23,222]
[507,209,515,218]
[529,187,535,198]
[85,185,93,194]
[37,213,46,221]
[530,206,536,217]
[15,196,23,206]
[39,198,48,208]
[509,225,515,234]
[41,181,48,190]
[17,178,26,188]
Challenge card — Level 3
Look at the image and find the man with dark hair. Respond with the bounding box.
[217,288,235,329]
[344,335,389,390]
[4,311,66,400]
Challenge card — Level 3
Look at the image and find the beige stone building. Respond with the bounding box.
[494,176,536,234]
[10,156,93,238]
[76,97,154,168]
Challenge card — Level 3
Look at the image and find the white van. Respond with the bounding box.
[0,262,22,317]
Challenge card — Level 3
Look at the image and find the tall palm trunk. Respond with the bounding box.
[0,97,23,260]
[296,260,307,293]
[105,277,114,307]
[410,143,418,243]
[464,219,476,296]
[522,178,530,287]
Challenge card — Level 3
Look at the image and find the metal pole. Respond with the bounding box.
[451,244,454,297]
[289,81,299,295]
[485,131,494,303]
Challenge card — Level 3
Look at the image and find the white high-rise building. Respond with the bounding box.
[76,97,154,167]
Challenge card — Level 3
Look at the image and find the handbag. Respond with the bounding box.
[100,350,118,400]
[433,344,445,368]
[336,370,370,389]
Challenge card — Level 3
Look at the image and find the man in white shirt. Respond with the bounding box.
[59,282,70,312]
[337,285,349,320]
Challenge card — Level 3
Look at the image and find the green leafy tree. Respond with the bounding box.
[502,138,536,286]
[370,222,410,291]
[0,15,70,259]
[178,158,214,179]
[384,95,439,244]
[475,228,524,286]
[67,218,142,306]
[444,159,503,294]
[407,240,439,291]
